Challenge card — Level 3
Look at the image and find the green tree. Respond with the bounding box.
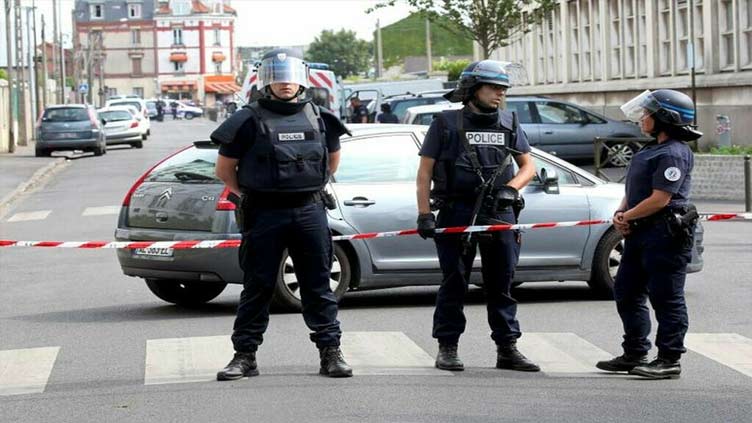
[306,29,372,78]
[371,0,557,59]
[434,58,471,80]
[0,69,7,80]
[379,13,472,68]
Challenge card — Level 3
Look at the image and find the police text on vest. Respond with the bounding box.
[465,132,505,146]
[278,133,306,141]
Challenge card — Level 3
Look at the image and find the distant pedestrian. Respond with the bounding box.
[348,97,369,123]
[377,103,399,123]
[171,102,178,120]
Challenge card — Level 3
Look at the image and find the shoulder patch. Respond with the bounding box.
[664,167,682,182]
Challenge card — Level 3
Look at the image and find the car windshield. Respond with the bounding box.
[146,102,157,111]
[99,110,132,122]
[145,148,221,183]
[110,101,142,111]
[43,108,89,122]
[391,98,444,120]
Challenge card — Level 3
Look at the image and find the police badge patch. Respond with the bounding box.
[664,167,682,182]
[465,132,505,146]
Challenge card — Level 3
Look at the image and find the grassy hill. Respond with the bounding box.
[379,13,472,68]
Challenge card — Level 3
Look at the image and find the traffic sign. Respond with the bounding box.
[78,82,89,94]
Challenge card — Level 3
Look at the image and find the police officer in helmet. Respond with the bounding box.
[416,60,539,372]
[211,48,352,379]
[596,89,700,379]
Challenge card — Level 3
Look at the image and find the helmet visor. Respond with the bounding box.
[258,55,309,89]
[620,90,662,122]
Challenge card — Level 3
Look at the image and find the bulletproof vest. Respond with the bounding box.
[238,102,328,193]
[431,108,514,201]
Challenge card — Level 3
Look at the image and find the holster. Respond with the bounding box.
[667,204,698,249]
[320,189,337,210]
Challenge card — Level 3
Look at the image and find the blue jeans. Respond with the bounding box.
[231,202,341,352]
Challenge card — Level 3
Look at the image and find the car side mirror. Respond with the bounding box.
[540,167,560,194]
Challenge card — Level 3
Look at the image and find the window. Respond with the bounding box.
[172,0,191,15]
[506,101,534,124]
[90,4,103,19]
[146,147,221,183]
[131,29,141,45]
[213,28,221,46]
[128,3,141,18]
[132,58,142,76]
[658,0,672,75]
[173,28,183,45]
[719,0,735,69]
[742,0,752,67]
[174,61,185,72]
[106,87,118,98]
[335,135,419,183]
[535,102,587,124]
[133,87,144,98]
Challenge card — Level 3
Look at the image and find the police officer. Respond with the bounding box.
[416,60,539,372]
[596,89,701,379]
[211,49,352,379]
[376,103,399,123]
[349,97,369,123]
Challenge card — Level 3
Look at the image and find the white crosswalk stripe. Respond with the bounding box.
[685,333,752,378]
[81,206,120,216]
[517,332,613,376]
[145,335,233,385]
[341,331,449,376]
[6,210,52,222]
[0,347,60,396]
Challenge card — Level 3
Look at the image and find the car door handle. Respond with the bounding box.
[344,197,376,207]
[543,130,554,134]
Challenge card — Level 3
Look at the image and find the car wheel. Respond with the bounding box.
[147,129,151,136]
[35,148,50,157]
[145,279,227,306]
[131,141,143,149]
[588,228,624,298]
[272,243,351,311]
[142,133,147,140]
[184,112,194,120]
[603,142,637,167]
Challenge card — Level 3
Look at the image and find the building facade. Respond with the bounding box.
[492,0,752,148]
[73,0,238,106]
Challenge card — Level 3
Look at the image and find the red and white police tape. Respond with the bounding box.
[1,212,749,250]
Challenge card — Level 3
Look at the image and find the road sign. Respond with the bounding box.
[78,83,89,94]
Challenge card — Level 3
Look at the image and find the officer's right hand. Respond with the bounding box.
[613,212,631,236]
[417,213,436,239]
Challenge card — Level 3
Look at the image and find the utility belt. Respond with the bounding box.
[629,203,698,248]
[227,189,336,231]
[432,191,525,220]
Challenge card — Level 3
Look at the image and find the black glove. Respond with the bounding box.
[417,213,436,239]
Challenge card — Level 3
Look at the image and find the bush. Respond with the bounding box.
[708,145,752,155]
[0,69,7,80]
[434,59,471,81]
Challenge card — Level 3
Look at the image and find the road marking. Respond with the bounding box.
[341,331,449,376]
[145,335,233,385]
[82,206,120,216]
[0,347,60,396]
[6,210,51,222]
[517,332,613,376]
[685,333,752,378]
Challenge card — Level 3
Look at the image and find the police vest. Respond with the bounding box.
[238,102,328,193]
[431,109,515,201]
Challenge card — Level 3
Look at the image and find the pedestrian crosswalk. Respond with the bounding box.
[4,206,120,223]
[2,332,751,396]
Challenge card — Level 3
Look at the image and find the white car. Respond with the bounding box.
[402,102,463,124]
[168,101,204,120]
[106,98,151,139]
[97,106,144,148]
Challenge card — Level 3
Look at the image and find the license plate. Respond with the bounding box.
[134,247,174,257]
[58,133,79,139]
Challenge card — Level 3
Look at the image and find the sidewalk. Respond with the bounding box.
[0,141,67,215]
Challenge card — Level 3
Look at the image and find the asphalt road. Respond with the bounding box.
[1,118,751,423]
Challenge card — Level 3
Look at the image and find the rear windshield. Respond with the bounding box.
[110,101,142,110]
[145,147,220,184]
[99,110,132,121]
[43,108,89,122]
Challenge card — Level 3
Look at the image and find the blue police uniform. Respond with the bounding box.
[615,139,694,361]
[212,98,345,353]
[420,108,531,346]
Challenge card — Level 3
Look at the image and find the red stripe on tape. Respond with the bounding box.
[531,223,557,229]
[353,233,378,239]
[0,240,18,247]
[35,241,64,247]
[124,242,155,249]
[487,225,513,232]
[79,241,109,249]
[399,229,418,236]
[707,214,736,221]
[215,240,241,248]
[443,226,469,233]
[171,241,200,249]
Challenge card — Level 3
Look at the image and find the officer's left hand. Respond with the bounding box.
[613,212,631,236]
[417,213,436,239]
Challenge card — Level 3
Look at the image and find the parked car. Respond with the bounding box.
[114,125,703,309]
[144,100,159,119]
[168,100,204,120]
[403,97,644,165]
[35,104,107,157]
[105,98,151,139]
[381,92,450,122]
[97,106,144,148]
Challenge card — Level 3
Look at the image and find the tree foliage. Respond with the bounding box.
[0,69,7,80]
[379,13,472,68]
[370,0,558,59]
[434,58,471,80]
[306,29,372,78]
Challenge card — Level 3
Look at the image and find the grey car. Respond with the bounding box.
[36,104,107,157]
[404,97,645,165]
[115,125,703,310]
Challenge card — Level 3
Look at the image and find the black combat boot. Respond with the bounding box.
[216,351,259,381]
[496,343,540,372]
[435,343,464,371]
[629,357,681,379]
[319,346,353,378]
[596,354,649,372]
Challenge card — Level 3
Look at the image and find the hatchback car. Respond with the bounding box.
[382,93,450,122]
[168,100,204,120]
[106,99,151,139]
[97,107,144,148]
[403,97,644,165]
[35,104,107,157]
[114,125,703,310]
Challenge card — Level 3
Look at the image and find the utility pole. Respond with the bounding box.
[32,2,43,117]
[375,19,383,79]
[60,33,67,104]
[87,31,94,104]
[425,17,432,73]
[25,6,37,126]
[52,0,60,103]
[41,14,48,108]
[4,0,15,152]
[14,0,27,146]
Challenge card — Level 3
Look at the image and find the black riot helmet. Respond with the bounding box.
[444,60,528,104]
[257,48,309,99]
[621,89,702,141]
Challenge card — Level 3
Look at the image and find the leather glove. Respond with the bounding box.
[417,213,436,239]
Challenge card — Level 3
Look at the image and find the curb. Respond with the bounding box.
[0,157,69,220]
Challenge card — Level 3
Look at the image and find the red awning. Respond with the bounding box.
[205,81,241,94]
[169,52,188,62]
[212,52,226,62]
[160,80,197,92]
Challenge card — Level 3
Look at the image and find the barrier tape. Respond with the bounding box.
[1,213,749,249]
